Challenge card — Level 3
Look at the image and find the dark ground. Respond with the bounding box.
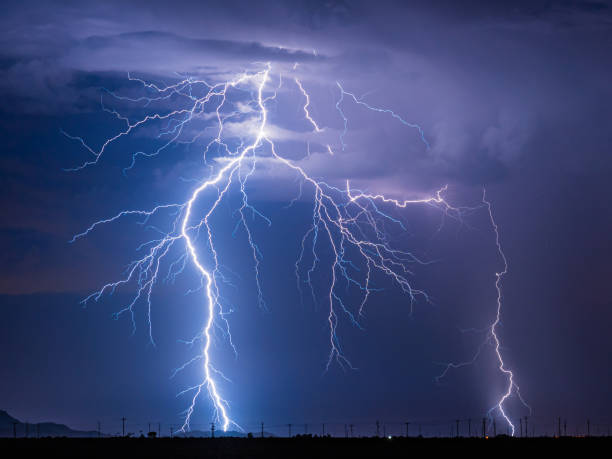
[2,437,609,458]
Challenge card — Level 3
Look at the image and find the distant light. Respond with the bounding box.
[387,436,392,440]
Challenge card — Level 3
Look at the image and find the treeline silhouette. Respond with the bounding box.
[2,410,612,439]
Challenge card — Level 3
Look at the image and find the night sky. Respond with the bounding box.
[1,0,612,436]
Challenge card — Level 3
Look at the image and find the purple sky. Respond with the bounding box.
[1,0,611,436]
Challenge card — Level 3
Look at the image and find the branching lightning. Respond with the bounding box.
[335,82,430,151]
[483,189,531,434]
[435,189,530,434]
[66,62,525,434]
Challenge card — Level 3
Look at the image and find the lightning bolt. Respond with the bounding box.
[435,189,529,435]
[335,81,430,151]
[65,62,524,433]
[483,189,530,435]
[295,78,322,132]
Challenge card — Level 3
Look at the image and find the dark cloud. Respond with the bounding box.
[1,0,610,199]
[81,31,323,62]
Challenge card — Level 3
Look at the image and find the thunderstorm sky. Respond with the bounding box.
[1,0,612,435]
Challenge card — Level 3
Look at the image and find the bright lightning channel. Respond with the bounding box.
[435,190,530,435]
[483,189,530,435]
[65,63,524,434]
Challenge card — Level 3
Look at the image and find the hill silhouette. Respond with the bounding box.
[0,410,101,438]
[0,410,274,438]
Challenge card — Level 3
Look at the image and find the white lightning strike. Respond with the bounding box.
[66,62,524,433]
[178,68,271,431]
[435,189,529,435]
[295,77,322,132]
[483,189,530,435]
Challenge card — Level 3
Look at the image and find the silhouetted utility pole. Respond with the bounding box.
[376,420,380,437]
[158,423,161,438]
[287,424,291,438]
[261,422,264,438]
[524,417,528,438]
[97,421,101,439]
[418,424,422,437]
[170,425,174,439]
[148,423,151,435]
[493,420,496,437]
[519,418,523,437]
[482,418,486,438]
[211,423,215,438]
[349,424,354,438]
[468,419,471,437]
[12,422,17,439]
[563,419,567,436]
[558,417,561,437]
[405,422,410,438]
[587,419,590,437]
[456,420,459,438]
[122,417,126,437]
